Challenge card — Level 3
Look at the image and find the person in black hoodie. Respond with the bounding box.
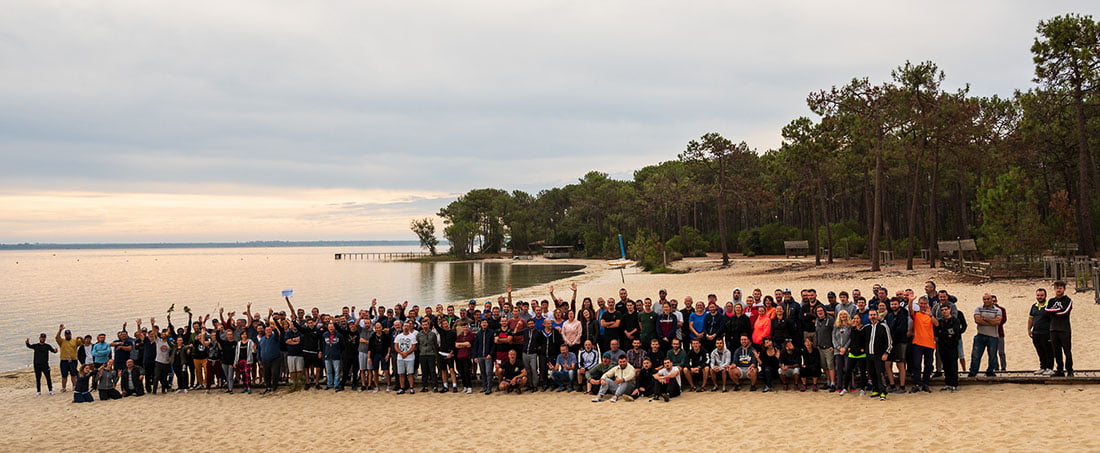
[770,305,799,350]
[1046,281,1074,377]
[935,305,964,391]
[537,319,563,391]
[724,303,752,347]
[865,310,892,400]
[883,297,910,393]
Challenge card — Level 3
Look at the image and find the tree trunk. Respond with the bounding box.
[813,192,821,266]
[1074,92,1096,256]
[824,186,835,264]
[717,189,730,266]
[906,159,921,270]
[871,153,883,272]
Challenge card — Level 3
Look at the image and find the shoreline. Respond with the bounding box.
[4,255,1099,451]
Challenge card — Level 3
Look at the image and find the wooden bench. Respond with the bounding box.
[784,240,809,258]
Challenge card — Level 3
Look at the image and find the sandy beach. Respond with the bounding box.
[3,256,1096,451]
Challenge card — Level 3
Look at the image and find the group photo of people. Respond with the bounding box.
[26,280,1074,404]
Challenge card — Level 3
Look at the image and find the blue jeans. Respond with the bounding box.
[478,358,494,391]
[969,335,999,375]
[325,359,341,388]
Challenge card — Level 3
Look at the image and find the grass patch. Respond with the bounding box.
[649,267,688,274]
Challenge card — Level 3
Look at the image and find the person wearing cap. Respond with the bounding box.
[26,333,57,396]
[584,353,614,395]
[55,324,82,392]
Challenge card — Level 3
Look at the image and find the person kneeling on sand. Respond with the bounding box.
[498,350,527,394]
[592,356,635,403]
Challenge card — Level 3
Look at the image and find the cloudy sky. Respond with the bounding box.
[0,1,1087,242]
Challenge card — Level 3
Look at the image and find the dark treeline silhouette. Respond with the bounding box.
[434,14,1099,271]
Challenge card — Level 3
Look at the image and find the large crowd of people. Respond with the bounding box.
[25,280,1075,403]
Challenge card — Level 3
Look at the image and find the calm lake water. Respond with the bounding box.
[0,246,583,371]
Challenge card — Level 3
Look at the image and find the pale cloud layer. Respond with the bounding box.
[0,1,1088,242]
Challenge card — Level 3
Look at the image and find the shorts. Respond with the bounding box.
[736,367,751,377]
[439,356,455,370]
[60,360,79,378]
[396,359,416,375]
[780,367,800,377]
[304,353,323,369]
[889,342,909,363]
[287,356,304,373]
[819,349,835,370]
[358,352,370,370]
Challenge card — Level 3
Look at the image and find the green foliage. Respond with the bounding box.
[737,223,801,255]
[976,167,1047,257]
[409,217,439,256]
[665,226,708,256]
[443,220,477,258]
[630,230,665,271]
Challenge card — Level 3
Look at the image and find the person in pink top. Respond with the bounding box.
[561,310,583,355]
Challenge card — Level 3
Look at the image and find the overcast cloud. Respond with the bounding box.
[0,0,1088,242]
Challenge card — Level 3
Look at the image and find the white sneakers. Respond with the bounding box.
[48,391,54,395]
[35,392,41,397]
[464,387,472,394]
[1035,369,1055,375]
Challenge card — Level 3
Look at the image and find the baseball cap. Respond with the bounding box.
[64,329,71,334]
[783,288,791,293]
[39,333,47,338]
[827,291,836,297]
[601,352,612,358]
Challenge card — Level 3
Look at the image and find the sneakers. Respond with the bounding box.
[1067,371,1076,377]
[921,385,931,393]
[650,395,661,402]
[591,396,603,403]
[35,392,41,397]
[762,386,771,393]
[662,393,669,402]
[838,389,847,395]
[1034,369,1046,375]
[465,387,472,394]
[1042,369,1055,375]
[870,391,880,398]
[879,394,887,401]
[909,386,920,394]
[48,391,54,396]
[610,396,618,403]
[984,372,996,377]
[396,389,406,395]
[1052,371,1065,377]
[408,389,416,395]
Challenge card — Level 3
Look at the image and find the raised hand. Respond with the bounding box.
[571,283,577,292]
[371,298,377,306]
[507,284,512,293]
[549,285,555,292]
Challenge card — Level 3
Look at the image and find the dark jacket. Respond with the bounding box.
[865,322,892,356]
[934,316,964,349]
[884,308,909,343]
[770,316,799,347]
[473,328,497,358]
[724,314,752,345]
[536,328,563,358]
[1045,295,1072,332]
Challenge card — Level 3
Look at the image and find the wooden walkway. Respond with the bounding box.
[335,252,429,260]
[888,369,1100,385]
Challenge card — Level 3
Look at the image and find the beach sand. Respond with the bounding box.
[2,256,1096,451]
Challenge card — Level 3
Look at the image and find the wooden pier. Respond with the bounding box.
[335,252,429,260]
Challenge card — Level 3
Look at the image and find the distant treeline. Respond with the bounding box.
[434,14,1100,272]
[0,240,425,251]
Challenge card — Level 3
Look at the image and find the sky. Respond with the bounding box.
[0,1,1089,242]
